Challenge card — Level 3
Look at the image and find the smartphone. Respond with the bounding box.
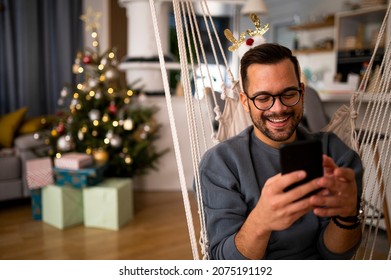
[280,139,324,198]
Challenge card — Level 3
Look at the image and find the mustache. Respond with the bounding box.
[262,111,294,119]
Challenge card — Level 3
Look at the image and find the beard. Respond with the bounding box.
[249,106,303,143]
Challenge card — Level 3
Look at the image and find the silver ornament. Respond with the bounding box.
[110,134,122,148]
[95,90,102,100]
[57,135,73,152]
[88,78,99,88]
[123,118,134,131]
[105,68,119,81]
[60,87,68,97]
[101,57,108,65]
[78,130,84,141]
[106,129,114,139]
[88,109,101,121]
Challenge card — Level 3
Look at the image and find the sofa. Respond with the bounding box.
[0,107,50,202]
[0,134,48,202]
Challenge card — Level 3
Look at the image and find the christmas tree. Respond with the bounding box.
[39,8,167,178]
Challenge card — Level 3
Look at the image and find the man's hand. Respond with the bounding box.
[235,168,323,259]
[252,169,323,232]
[235,155,359,259]
[311,155,358,218]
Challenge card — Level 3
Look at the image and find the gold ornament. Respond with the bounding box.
[124,155,133,165]
[51,129,58,137]
[93,149,109,165]
[86,147,92,155]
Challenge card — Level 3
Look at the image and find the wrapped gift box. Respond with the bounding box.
[26,157,54,189]
[54,152,93,170]
[42,184,83,229]
[54,165,106,188]
[30,188,42,220]
[83,178,133,230]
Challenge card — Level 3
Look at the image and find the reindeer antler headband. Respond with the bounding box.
[224,13,269,58]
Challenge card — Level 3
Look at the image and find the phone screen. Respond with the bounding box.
[280,139,324,197]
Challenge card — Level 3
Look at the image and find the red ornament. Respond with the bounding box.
[56,123,65,134]
[246,38,254,46]
[108,103,117,115]
[83,55,93,64]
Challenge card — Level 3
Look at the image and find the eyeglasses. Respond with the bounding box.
[246,86,303,111]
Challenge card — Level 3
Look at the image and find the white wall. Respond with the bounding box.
[132,96,214,192]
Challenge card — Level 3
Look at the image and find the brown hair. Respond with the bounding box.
[240,43,301,92]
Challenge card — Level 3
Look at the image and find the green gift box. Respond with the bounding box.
[83,178,133,230]
[42,184,83,229]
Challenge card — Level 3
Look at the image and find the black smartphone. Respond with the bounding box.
[280,139,324,198]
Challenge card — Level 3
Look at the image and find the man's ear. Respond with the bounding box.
[240,91,250,113]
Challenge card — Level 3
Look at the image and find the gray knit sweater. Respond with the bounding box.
[199,126,363,260]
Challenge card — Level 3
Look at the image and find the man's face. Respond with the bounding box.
[240,59,304,148]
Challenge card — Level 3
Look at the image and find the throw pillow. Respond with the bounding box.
[19,115,53,134]
[0,107,28,148]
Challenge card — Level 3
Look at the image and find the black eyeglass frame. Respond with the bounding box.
[245,84,304,111]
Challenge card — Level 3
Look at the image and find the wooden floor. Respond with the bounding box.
[0,191,201,260]
[0,191,389,260]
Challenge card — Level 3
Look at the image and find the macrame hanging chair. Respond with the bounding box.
[149,0,391,260]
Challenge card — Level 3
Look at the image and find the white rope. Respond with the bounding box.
[169,0,236,259]
[187,6,221,138]
[149,0,391,260]
[182,0,213,152]
[149,0,199,260]
[353,3,390,149]
[200,0,233,82]
[197,0,234,116]
[179,0,211,259]
[347,2,391,260]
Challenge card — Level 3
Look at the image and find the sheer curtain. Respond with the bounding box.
[0,0,83,116]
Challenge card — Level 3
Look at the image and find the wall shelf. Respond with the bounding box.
[335,5,388,81]
[289,17,334,31]
[119,61,181,71]
[294,48,334,55]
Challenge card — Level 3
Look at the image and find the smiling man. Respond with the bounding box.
[199,43,363,260]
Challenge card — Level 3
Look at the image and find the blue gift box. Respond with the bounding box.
[30,188,42,220]
[53,165,106,189]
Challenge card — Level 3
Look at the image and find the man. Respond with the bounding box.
[199,43,363,260]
